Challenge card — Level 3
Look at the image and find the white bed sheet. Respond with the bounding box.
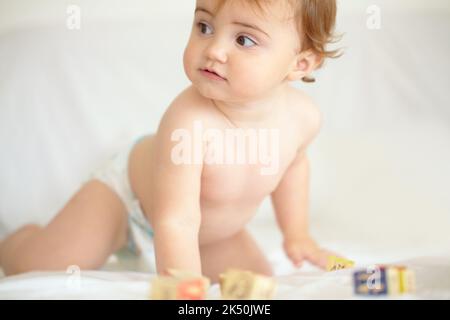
[1,218,449,300]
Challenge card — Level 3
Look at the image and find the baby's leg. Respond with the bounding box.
[0,180,128,276]
[200,229,273,283]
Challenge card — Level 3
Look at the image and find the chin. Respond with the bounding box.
[193,81,226,101]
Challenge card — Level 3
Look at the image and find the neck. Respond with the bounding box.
[211,82,291,128]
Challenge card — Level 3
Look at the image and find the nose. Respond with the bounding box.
[204,37,228,64]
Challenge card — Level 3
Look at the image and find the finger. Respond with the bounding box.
[285,246,302,260]
[286,250,305,267]
[317,250,343,269]
[317,253,329,269]
[288,252,304,264]
[306,252,322,268]
[292,257,305,268]
[308,250,330,269]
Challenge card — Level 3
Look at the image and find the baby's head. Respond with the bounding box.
[183,0,340,102]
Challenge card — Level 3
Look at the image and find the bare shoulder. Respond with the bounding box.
[288,86,323,150]
[289,86,322,131]
[153,85,225,160]
[160,85,217,127]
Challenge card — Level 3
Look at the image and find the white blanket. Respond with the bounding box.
[1,244,449,299]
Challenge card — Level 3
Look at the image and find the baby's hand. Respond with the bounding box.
[283,235,339,270]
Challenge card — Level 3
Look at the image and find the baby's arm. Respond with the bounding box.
[146,97,205,275]
[271,104,322,242]
[271,107,336,269]
[271,150,311,242]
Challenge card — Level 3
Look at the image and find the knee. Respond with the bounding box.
[2,252,39,277]
[3,254,106,277]
[3,260,34,276]
[1,224,105,276]
[0,224,43,275]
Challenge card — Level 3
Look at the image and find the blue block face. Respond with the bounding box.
[353,269,388,296]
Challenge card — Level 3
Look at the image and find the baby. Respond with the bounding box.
[0,0,341,282]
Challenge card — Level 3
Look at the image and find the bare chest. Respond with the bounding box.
[199,125,300,205]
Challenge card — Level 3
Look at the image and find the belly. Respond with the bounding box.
[197,208,257,244]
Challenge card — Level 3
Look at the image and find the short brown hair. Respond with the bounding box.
[213,0,341,82]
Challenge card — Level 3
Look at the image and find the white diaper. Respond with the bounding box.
[90,140,157,272]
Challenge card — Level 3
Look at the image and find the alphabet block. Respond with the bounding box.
[150,270,210,300]
[219,269,277,300]
[326,255,355,272]
[353,265,415,296]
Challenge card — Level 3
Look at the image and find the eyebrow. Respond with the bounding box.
[195,7,213,16]
[195,6,270,39]
[231,21,270,39]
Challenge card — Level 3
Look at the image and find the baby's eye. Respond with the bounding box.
[198,22,213,35]
[236,35,257,48]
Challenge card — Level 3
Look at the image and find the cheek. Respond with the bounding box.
[183,39,199,78]
[182,48,192,79]
[231,56,283,93]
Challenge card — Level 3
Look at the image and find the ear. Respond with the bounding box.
[286,50,322,82]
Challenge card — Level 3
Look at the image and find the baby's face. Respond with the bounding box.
[184,0,301,103]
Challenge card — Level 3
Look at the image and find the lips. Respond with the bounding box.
[200,68,226,81]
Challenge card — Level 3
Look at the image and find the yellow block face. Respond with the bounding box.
[398,268,416,294]
[326,256,355,272]
[219,269,277,300]
[378,265,416,295]
[386,267,401,295]
[150,278,175,300]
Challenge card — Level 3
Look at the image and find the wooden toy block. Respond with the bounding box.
[354,269,387,296]
[219,269,277,300]
[397,267,416,294]
[353,265,416,296]
[326,255,355,272]
[150,270,210,300]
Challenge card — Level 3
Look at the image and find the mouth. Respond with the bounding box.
[200,68,226,81]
